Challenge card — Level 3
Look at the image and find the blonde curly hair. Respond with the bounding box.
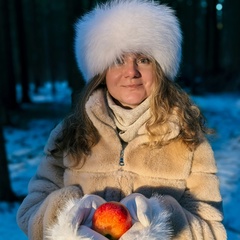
[52,59,210,161]
[146,61,209,149]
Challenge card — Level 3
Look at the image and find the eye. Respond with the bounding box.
[114,57,125,66]
[137,57,151,64]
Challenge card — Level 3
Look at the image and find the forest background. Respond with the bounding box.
[0,0,239,210]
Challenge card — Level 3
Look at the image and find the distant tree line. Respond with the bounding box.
[1,0,240,110]
[0,0,240,201]
[162,0,240,93]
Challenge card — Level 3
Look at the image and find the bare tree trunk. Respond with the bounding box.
[14,0,31,103]
[0,0,19,115]
[0,109,17,201]
[205,0,219,74]
[65,0,88,107]
[221,0,240,90]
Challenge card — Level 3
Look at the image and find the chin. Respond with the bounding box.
[120,96,148,108]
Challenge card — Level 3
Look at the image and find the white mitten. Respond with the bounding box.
[77,225,108,240]
[71,194,106,227]
[120,193,172,240]
[46,194,108,240]
[120,193,152,227]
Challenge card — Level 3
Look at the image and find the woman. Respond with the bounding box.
[17,0,226,239]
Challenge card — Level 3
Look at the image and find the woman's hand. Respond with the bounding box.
[71,194,106,227]
[119,193,172,240]
[46,194,108,240]
[120,193,152,227]
[77,225,108,240]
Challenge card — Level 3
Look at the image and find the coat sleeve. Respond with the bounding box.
[16,124,83,240]
[159,140,227,239]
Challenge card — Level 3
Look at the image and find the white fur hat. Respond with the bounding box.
[74,0,182,82]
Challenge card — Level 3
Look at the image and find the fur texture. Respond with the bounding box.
[121,196,172,240]
[74,0,182,81]
[45,196,172,240]
[16,89,226,239]
[45,199,82,240]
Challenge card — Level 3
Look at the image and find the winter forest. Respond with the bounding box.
[0,0,240,239]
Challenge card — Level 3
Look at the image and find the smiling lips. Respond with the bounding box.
[123,83,143,88]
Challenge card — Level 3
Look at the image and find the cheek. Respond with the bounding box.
[144,76,155,96]
[106,71,118,88]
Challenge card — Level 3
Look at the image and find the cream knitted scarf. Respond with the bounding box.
[107,92,151,142]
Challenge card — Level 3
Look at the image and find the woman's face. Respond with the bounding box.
[106,53,155,108]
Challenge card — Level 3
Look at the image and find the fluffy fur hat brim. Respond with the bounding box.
[74,0,182,82]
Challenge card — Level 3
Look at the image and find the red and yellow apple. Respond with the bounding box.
[92,201,132,240]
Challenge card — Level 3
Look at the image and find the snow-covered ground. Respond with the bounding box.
[1,82,240,239]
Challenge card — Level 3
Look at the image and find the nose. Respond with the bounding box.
[123,61,141,78]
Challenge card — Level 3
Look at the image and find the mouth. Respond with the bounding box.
[123,84,143,88]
